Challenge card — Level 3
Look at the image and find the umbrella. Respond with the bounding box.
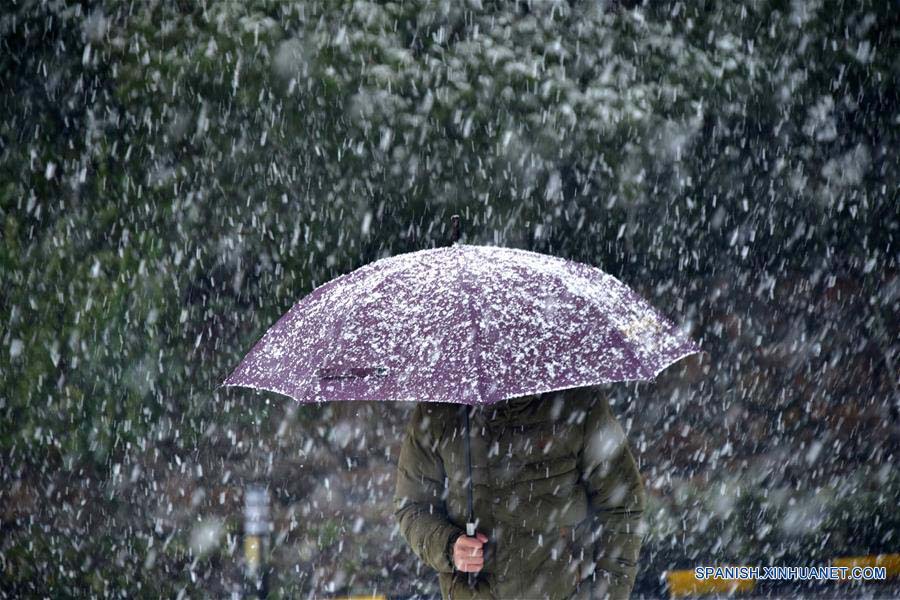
[223,218,701,544]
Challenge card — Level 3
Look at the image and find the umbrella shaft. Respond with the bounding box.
[464,405,474,526]
[464,405,477,591]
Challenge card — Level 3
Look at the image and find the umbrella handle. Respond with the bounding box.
[465,522,478,589]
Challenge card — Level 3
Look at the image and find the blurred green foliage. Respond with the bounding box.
[1,0,897,596]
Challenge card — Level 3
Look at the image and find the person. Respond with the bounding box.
[393,386,646,599]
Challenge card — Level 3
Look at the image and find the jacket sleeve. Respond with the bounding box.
[577,392,646,599]
[393,404,464,574]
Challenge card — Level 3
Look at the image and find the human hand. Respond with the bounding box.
[452,532,489,573]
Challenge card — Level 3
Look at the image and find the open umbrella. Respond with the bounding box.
[223,218,701,543]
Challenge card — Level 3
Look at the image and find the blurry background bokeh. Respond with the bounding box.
[1,0,897,597]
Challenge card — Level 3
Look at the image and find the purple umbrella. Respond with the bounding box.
[223,227,701,538]
[223,249,699,405]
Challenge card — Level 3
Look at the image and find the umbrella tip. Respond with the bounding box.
[450,214,461,245]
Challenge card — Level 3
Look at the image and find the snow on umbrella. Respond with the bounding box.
[222,227,702,541]
[223,246,700,404]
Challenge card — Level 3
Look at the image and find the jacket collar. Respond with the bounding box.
[486,392,543,423]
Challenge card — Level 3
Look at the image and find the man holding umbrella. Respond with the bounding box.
[394,386,646,599]
[224,226,700,598]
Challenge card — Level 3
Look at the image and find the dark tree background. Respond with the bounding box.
[1,0,897,597]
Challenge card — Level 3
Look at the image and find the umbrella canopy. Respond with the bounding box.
[223,244,701,404]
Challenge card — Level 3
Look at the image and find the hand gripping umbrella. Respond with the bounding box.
[223,217,702,558]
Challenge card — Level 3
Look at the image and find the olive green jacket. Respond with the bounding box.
[393,387,646,599]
